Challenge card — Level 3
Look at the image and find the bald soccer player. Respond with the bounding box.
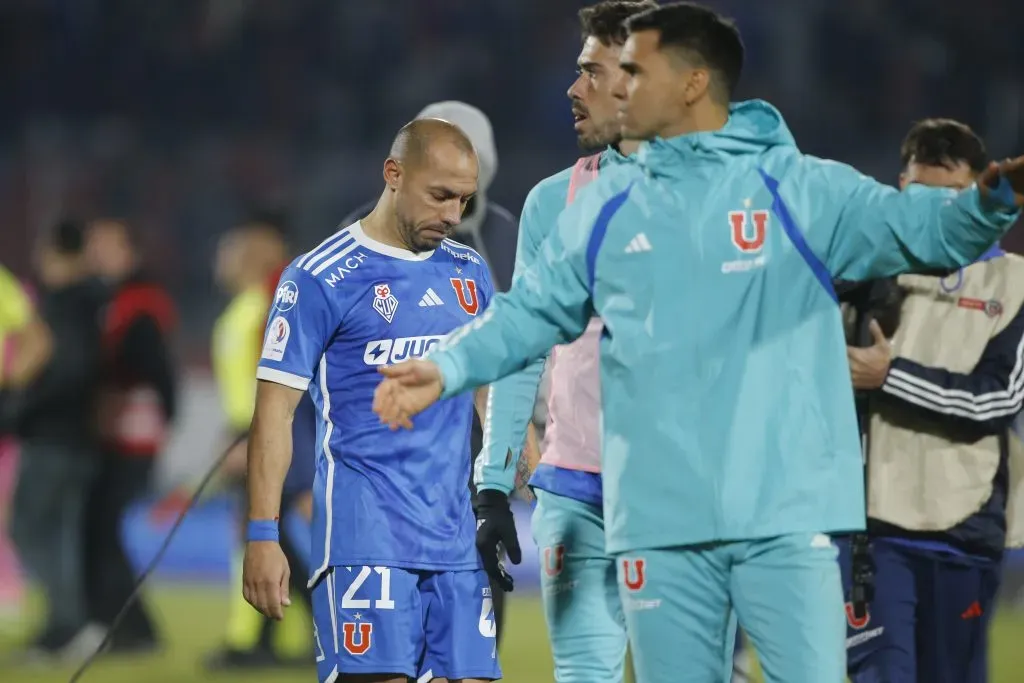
[243,119,502,683]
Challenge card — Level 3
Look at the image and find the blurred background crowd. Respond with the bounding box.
[0,1,1023,681]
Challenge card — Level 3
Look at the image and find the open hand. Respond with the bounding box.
[242,541,291,620]
[978,156,1024,207]
[373,360,444,430]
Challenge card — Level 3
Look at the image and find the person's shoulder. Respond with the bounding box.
[437,239,490,281]
[288,222,383,292]
[523,165,577,213]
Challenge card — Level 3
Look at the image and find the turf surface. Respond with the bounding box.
[1,585,1022,682]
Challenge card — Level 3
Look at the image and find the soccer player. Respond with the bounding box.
[473,3,663,682]
[243,118,501,683]
[839,119,1024,683]
[341,101,521,647]
[371,3,1024,682]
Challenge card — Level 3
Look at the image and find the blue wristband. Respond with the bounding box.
[247,519,280,542]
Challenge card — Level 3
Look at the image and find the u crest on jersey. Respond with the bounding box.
[728,209,769,253]
[342,621,373,655]
[450,277,480,315]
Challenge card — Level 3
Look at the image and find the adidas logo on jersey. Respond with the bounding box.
[418,288,444,307]
[625,233,652,253]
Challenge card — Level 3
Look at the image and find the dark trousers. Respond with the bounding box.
[10,441,98,640]
[838,537,1001,683]
[83,454,158,644]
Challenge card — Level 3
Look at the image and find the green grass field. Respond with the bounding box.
[2,585,1023,682]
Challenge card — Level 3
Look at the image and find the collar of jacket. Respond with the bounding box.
[636,99,798,175]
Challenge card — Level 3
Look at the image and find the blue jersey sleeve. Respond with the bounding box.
[257,265,340,391]
[782,156,1021,282]
[430,184,630,399]
[476,184,553,493]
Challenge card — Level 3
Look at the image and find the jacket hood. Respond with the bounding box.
[416,101,498,193]
[637,99,797,178]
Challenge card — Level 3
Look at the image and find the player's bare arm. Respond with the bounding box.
[242,379,304,620]
[473,384,538,501]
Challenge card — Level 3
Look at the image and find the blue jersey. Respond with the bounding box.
[256,221,494,585]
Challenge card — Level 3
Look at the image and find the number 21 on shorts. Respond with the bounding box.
[332,566,395,657]
[342,566,395,609]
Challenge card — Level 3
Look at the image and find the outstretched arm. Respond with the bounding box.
[783,157,1023,282]
[374,186,633,427]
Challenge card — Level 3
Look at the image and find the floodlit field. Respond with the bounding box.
[2,586,1023,682]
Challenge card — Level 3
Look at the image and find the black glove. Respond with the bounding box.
[474,489,522,592]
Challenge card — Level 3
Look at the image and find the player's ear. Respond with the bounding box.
[383,157,403,192]
[897,172,908,191]
[683,67,710,106]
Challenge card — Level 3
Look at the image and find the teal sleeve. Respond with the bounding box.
[785,156,1021,281]
[431,195,597,402]
[474,185,553,493]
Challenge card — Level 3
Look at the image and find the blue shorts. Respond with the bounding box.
[616,533,842,683]
[532,489,628,683]
[311,565,501,682]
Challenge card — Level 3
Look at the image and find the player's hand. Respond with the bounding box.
[847,320,892,390]
[373,360,444,430]
[242,541,292,620]
[474,489,522,592]
[978,156,1024,208]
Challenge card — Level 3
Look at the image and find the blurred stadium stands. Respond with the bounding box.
[0,0,1021,359]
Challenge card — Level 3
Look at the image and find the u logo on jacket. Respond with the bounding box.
[621,557,647,592]
[728,209,769,253]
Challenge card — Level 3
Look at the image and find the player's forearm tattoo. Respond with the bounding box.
[508,447,535,503]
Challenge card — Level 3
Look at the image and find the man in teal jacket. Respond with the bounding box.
[372,3,1024,682]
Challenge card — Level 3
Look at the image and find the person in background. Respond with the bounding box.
[82,218,178,653]
[0,264,51,628]
[840,119,1024,683]
[4,220,106,661]
[341,100,520,646]
[203,213,312,669]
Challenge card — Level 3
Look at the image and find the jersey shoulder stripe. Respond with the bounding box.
[298,227,360,277]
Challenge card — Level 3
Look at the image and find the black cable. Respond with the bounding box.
[68,435,242,683]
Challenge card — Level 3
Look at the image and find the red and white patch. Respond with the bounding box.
[342,621,373,655]
[543,545,565,577]
[957,297,1003,319]
[844,602,870,630]
[450,278,480,315]
[621,558,647,592]
[728,210,768,253]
